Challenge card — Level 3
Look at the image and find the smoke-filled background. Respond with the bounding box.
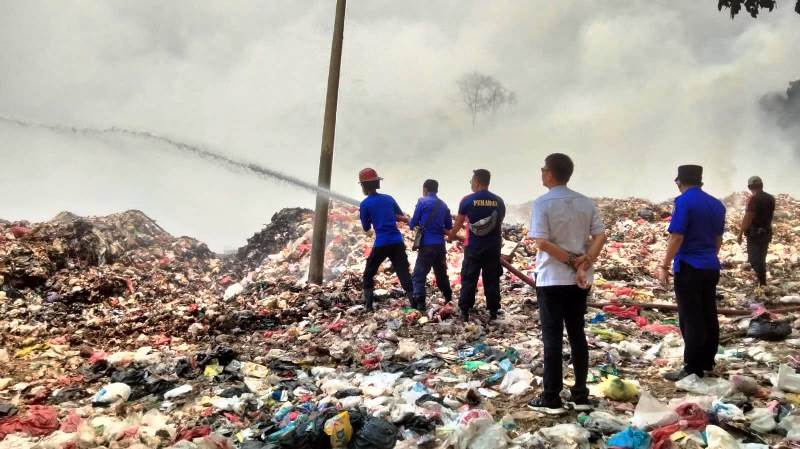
[2,1,800,251]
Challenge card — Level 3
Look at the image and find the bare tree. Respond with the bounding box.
[717,0,800,18]
[457,72,515,127]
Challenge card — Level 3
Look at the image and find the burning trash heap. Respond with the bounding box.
[2,194,800,448]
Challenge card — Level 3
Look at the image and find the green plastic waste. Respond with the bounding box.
[463,361,489,372]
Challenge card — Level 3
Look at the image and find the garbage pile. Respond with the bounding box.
[2,194,800,448]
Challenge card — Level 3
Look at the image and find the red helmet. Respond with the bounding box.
[358,167,382,183]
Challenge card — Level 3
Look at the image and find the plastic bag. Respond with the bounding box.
[706,425,743,448]
[439,410,505,449]
[730,374,767,397]
[675,374,731,396]
[631,391,679,430]
[579,411,628,435]
[92,382,131,404]
[533,424,590,449]
[711,400,745,422]
[241,362,270,378]
[324,411,353,448]
[779,415,800,441]
[747,408,777,433]
[469,423,508,449]
[607,427,651,449]
[463,361,489,372]
[675,402,708,429]
[747,314,791,341]
[649,423,681,449]
[499,369,534,396]
[599,376,639,402]
[395,339,419,361]
[164,384,192,399]
[360,372,402,397]
[0,405,59,439]
[777,364,800,393]
[642,323,680,335]
[350,417,399,449]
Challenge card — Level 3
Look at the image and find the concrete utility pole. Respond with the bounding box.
[308,0,346,285]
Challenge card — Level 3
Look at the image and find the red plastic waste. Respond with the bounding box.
[675,403,708,429]
[10,226,32,238]
[439,304,455,320]
[603,304,640,319]
[153,335,172,347]
[218,275,234,286]
[649,423,681,449]
[613,286,633,297]
[223,412,243,427]
[59,411,82,433]
[642,323,680,335]
[175,425,212,442]
[88,351,108,364]
[327,320,346,333]
[0,405,59,439]
[362,354,382,370]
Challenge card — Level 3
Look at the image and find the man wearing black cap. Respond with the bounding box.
[656,165,726,381]
[736,176,775,294]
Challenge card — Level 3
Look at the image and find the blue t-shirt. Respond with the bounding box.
[667,187,726,272]
[458,190,505,249]
[360,193,405,247]
[409,193,452,246]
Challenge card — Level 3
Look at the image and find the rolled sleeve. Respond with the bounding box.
[528,201,549,239]
[667,198,688,235]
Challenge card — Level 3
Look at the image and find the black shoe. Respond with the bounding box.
[527,396,567,415]
[459,309,470,322]
[363,289,375,312]
[568,394,596,412]
[489,310,498,321]
[663,368,700,382]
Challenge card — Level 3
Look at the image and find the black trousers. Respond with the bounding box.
[537,285,589,401]
[362,243,413,294]
[412,244,452,307]
[458,245,502,312]
[746,230,771,286]
[674,262,720,375]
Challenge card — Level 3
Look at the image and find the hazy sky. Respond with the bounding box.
[2,1,800,251]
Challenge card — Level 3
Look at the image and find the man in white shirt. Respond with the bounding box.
[527,153,607,414]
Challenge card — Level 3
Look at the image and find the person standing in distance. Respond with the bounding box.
[736,176,775,296]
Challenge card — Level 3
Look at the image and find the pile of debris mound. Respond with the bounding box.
[2,194,800,449]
